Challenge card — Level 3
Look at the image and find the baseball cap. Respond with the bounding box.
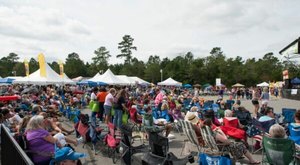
[54,146,87,162]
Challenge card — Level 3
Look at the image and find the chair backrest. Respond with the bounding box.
[200,125,219,152]
[143,114,154,127]
[212,104,220,113]
[288,124,300,145]
[233,109,252,126]
[282,108,296,123]
[108,122,116,137]
[252,118,276,133]
[262,136,295,165]
[148,131,168,157]
[182,121,200,150]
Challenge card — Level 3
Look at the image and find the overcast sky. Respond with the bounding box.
[0,0,299,64]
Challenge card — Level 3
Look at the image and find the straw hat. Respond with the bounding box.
[185,111,199,124]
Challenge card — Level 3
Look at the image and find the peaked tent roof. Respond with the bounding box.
[72,76,84,82]
[291,77,300,84]
[232,83,244,87]
[257,82,269,87]
[157,77,182,86]
[116,75,135,85]
[62,73,75,84]
[13,63,64,85]
[129,76,150,85]
[89,69,126,85]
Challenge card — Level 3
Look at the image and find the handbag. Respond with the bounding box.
[122,110,128,124]
[91,102,99,112]
[199,153,232,165]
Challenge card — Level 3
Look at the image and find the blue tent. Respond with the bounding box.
[77,80,97,86]
[291,77,300,84]
[0,78,15,84]
[183,84,192,88]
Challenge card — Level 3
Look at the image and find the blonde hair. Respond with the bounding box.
[269,124,285,138]
[263,87,269,93]
[224,110,233,117]
[109,88,116,95]
[25,115,44,131]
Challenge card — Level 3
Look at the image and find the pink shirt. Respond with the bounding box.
[155,92,164,107]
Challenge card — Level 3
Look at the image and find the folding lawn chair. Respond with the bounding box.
[282,108,296,124]
[288,124,300,145]
[179,120,202,156]
[262,135,297,165]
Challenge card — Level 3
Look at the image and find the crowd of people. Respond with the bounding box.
[0,84,298,164]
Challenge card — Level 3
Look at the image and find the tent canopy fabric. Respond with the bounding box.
[13,64,74,85]
[157,77,182,86]
[232,83,244,87]
[183,84,192,88]
[116,75,135,85]
[0,78,15,84]
[257,82,269,87]
[129,76,150,85]
[89,69,127,85]
[291,77,300,84]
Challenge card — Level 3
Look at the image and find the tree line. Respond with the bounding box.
[1,35,299,87]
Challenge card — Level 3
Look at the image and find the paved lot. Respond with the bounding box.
[62,96,300,165]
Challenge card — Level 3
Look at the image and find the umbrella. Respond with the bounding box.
[193,84,201,87]
[202,83,211,88]
[183,84,192,88]
[232,83,244,87]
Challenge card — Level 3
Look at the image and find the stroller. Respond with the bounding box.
[75,114,103,154]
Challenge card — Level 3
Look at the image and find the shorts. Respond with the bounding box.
[104,105,112,116]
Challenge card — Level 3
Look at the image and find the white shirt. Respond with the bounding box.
[104,93,114,106]
[91,92,97,101]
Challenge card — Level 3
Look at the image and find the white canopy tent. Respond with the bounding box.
[13,64,65,85]
[157,77,182,86]
[61,73,75,85]
[129,76,150,85]
[89,69,127,85]
[72,76,84,82]
[116,75,135,85]
[257,82,269,87]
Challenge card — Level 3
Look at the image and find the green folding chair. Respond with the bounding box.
[262,135,298,165]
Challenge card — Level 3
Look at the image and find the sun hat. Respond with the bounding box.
[185,111,199,124]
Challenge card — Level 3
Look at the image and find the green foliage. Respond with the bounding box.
[92,46,111,72]
[64,52,87,78]
[117,35,137,64]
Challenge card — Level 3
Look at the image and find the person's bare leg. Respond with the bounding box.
[56,122,74,134]
[65,136,78,146]
[244,151,259,163]
[165,124,172,137]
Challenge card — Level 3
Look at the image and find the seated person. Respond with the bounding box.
[258,107,275,122]
[202,119,260,164]
[172,104,184,121]
[233,106,252,126]
[288,109,300,145]
[143,107,172,138]
[184,112,205,147]
[220,110,247,142]
[203,109,221,126]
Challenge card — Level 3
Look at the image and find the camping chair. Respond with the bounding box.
[120,124,149,165]
[233,109,252,126]
[250,118,276,153]
[142,130,196,165]
[288,124,300,145]
[128,107,144,142]
[282,108,296,124]
[226,100,235,110]
[179,120,202,156]
[262,135,297,165]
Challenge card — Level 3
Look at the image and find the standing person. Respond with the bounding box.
[251,88,260,118]
[260,87,270,106]
[113,89,127,129]
[96,87,107,123]
[90,87,98,125]
[104,88,116,124]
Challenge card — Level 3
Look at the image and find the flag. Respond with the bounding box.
[58,60,64,78]
[37,53,47,77]
[24,59,29,77]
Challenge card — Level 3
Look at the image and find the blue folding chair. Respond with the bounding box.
[282,108,296,124]
[226,100,235,110]
[288,124,300,145]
